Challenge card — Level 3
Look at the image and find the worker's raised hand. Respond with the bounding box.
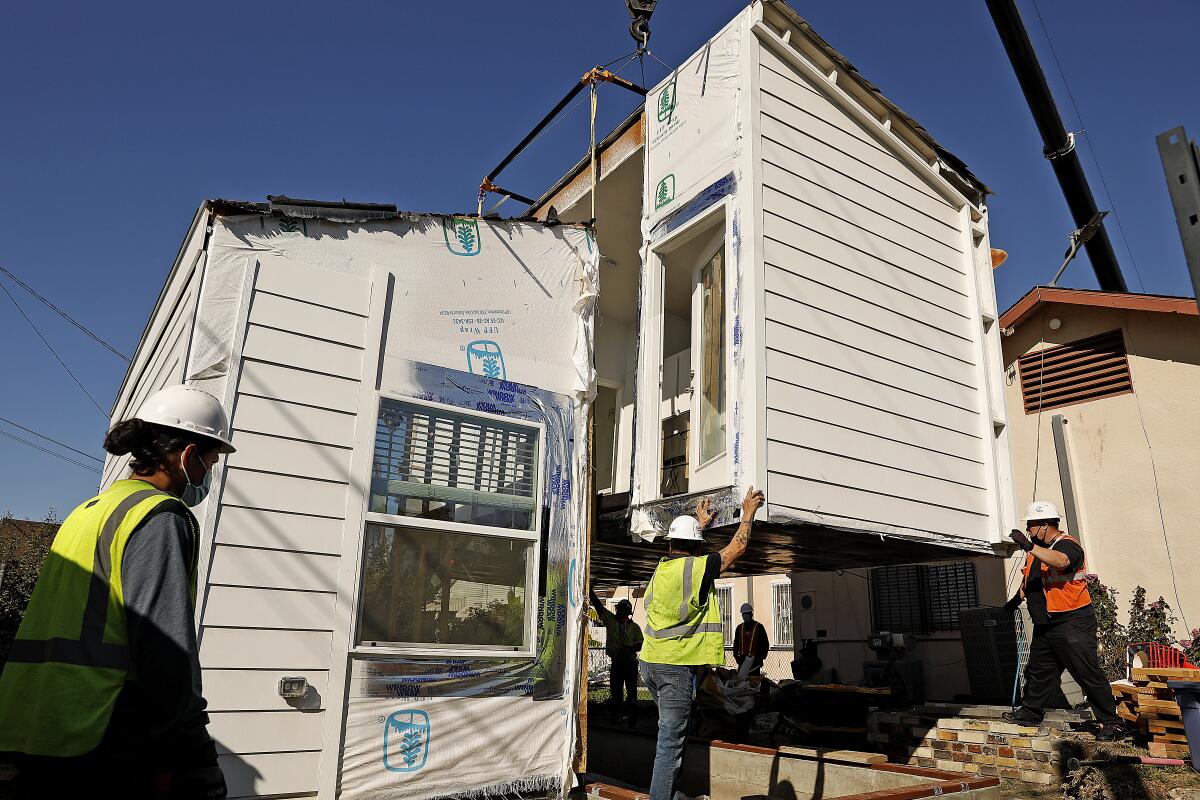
[695,497,716,529]
[742,486,765,519]
[1009,528,1034,552]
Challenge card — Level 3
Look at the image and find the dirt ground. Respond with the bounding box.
[998,736,1199,800]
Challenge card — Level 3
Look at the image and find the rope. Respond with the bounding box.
[589,81,598,223]
[1029,0,1147,294]
[1122,314,1190,632]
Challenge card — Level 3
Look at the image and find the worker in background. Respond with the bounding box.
[1002,501,1125,741]
[588,588,643,728]
[733,603,769,676]
[640,486,766,800]
[0,385,234,798]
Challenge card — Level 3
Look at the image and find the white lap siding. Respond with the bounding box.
[757,45,991,542]
[200,257,370,798]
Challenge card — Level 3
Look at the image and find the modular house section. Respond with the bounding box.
[534,0,1015,570]
[105,202,597,799]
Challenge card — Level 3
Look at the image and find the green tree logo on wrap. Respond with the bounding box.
[654,174,675,210]
[443,216,481,256]
[656,79,677,123]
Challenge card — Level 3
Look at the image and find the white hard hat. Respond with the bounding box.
[666,515,704,541]
[134,384,236,454]
[1024,500,1060,523]
[740,603,753,614]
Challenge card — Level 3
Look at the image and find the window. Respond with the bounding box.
[357,398,543,654]
[772,582,793,648]
[1018,329,1132,414]
[697,246,726,464]
[716,585,734,646]
[869,562,978,635]
[661,413,689,497]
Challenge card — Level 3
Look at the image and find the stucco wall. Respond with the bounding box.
[1000,304,1200,637]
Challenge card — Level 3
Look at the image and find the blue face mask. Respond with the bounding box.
[180,450,212,507]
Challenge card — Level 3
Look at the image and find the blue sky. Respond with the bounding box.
[1,0,1197,520]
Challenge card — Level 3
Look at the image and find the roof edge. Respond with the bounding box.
[1000,285,1199,330]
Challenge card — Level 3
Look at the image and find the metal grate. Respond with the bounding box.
[717,585,734,646]
[870,562,978,634]
[1018,329,1132,414]
[371,399,539,530]
[772,582,793,647]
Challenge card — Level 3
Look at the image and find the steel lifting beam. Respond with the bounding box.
[478,67,648,213]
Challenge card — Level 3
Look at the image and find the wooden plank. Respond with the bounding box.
[231,393,357,447]
[238,359,360,414]
[203,669,330,712]
[227,429,353,483]
[208,709,325,755]
[215,506,346,556]
[758,115,958,227]
[256,257,370,316]
[242,324,363,380]
[763,160,963,257]
[778,745,886,764]
[1148,742,1191,758]
[766,377,984,463]
[762,237,970,338]
[204,585,336,631]
[764,276,975,368]
[767,471,990,540]
[200,628,333,670]
[250,290,367,348]
[765,349,981,437]
[764,203,967,300]
[1133,667,1200,681]
[219,750,319,799]
[767,408,986,488]
[767,439,988,513]
[763,317,977,413]
[222,467,349,518]
[208,543,340,593]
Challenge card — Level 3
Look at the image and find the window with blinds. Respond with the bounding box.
[870,562,978,634]
[357,397,544,655]
[1018,329,1133,414]
[369,398,540,530]
[772,582,793,648]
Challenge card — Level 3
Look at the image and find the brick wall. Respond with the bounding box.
[868,707,1076,786]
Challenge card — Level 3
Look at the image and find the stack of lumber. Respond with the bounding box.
[1111,667,1196,758]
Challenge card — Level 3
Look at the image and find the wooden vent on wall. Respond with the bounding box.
[1018,329,1133,413]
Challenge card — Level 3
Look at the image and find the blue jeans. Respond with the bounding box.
[639,661,695,800]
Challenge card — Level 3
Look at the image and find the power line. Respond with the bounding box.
[1028,0,1148,293]
[0,265,130,362]
[0,415,103,463]
[0,280,109,417]
[0,427,100,472]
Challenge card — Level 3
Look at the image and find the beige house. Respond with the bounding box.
[998,286,1200,639]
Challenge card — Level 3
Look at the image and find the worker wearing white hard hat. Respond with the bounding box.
[639,486,766,800]
[733,602,769,676]
[1001,500,1124,740]
[0,384,232,796]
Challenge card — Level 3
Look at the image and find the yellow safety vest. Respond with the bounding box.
[0,479,198,757]
[640,556,725,666]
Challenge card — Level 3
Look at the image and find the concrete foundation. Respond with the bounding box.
[586,726,1000,800]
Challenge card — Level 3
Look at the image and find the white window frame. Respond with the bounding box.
[771,579,793,649]
[353,393,545,659]
[638,199,734,501]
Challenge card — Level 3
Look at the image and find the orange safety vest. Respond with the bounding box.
[1022,532,1090,613]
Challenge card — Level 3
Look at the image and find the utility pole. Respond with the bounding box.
[984,0,1128,292]
[1156,127,1200,311]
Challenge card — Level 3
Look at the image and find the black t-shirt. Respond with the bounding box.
[665,552,722,603]
[1024,538,1092,626]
